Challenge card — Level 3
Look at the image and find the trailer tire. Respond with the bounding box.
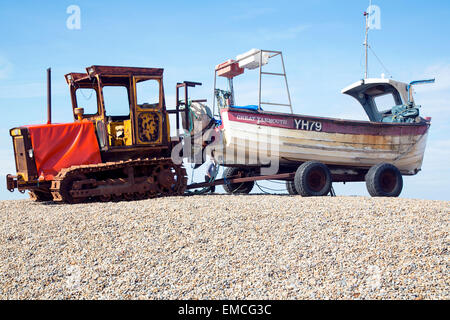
[365,163,403,197]
[286,181,298,195]
[222,167,254,194]
[294,161,332,197]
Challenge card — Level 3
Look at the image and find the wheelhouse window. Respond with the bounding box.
[75,88,98,115]
[102,86,130,117]
[136,79,160,108]
[374,93,397,113]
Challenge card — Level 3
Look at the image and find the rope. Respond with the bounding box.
[255,182,272,194]
[255,181,286,193]
[267,180,288,185]
[190,163,196,182]
[184,162,220,195]
[79,88,94,100]
[330,186,336,197]
[180,100,195,135]
[73,77,96,100]
[229,181,245,194]
[369,45,393,78]
[182,100,218,137]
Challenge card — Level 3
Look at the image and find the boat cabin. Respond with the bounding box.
[341,78,413,122]
[341,78,434,123]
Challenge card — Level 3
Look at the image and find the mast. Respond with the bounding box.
[364,12,369,79]
[364,0,372,79]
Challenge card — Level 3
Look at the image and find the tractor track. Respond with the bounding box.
[49,158,187,204]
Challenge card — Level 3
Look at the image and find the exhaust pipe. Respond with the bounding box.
[47,68,51,124]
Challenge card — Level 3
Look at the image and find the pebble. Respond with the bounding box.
[0,195,448,299]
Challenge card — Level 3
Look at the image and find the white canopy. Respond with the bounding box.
[341,78,411,104]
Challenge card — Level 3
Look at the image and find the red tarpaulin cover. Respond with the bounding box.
[26,122,102,180]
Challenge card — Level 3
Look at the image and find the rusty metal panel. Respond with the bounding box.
[11,129,38,182]
[6,174,17,192]
[13,136,27,173]
[87,66,164,78]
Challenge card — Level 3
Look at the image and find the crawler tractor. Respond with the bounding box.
[6,66,205,203]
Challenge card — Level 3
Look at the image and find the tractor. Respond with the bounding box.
[6,66,208,203]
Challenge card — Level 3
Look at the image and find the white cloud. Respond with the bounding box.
[0,81,67,99]
[416,64,450,92]
[258,25,310,41]
[0,148,16,176]
[0,56,13,79]
[414,97,450,116]
[232,8,276,20]
[408,64,450,127]
[230,25,310,42]
[0,82,45,99]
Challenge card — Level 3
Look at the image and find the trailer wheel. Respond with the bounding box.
[365,163,403,197]
[294,161,332,197]
[222,167,254,194]
[286,181,298,195]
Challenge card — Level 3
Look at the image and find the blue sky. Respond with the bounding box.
[0,0,449,200]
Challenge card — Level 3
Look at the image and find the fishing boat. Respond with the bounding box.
[182,10,435,198]
[204,45,434,197]
[214,69,431,176]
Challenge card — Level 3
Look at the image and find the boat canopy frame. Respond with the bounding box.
[213,49,293,116]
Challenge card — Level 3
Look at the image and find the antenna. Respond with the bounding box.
[363,0,372,79]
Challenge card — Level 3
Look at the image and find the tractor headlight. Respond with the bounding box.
[10,128,21,136]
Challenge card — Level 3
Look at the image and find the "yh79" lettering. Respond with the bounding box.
[294,118,322,131]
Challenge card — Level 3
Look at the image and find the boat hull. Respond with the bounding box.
[212,108,430,175]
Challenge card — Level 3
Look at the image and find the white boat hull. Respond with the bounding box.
[212,109,430,175]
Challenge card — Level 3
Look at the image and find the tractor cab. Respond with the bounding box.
[65,66,169,155]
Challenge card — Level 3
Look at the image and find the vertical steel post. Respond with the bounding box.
[258,50,262,111]
[47,68,52,124]
[228,78,235,106]
[212,71,217,116]
[175,85,180,134]
[280,53,293,114]
[184,85,189,132]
